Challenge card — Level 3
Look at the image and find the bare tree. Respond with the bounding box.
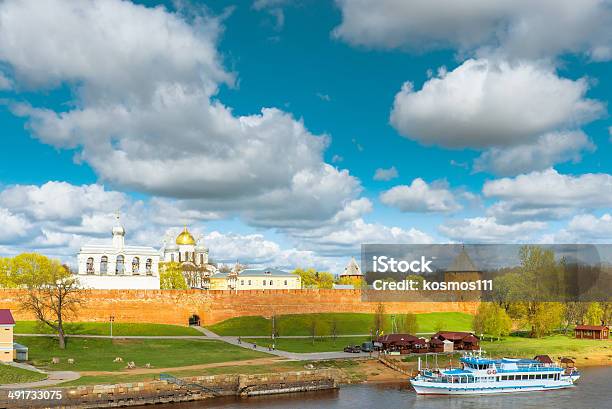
[373,303,385,335]
[16,254,84,349]
[309,317,318,345]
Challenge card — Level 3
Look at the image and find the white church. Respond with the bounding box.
[76,215,162,289]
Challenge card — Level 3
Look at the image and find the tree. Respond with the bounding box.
[0,257,18,288]
[584,302,604,325]
[159,262,188,289]
[373,303,385,335]
[309,316,318,345]
[530,302,565,337]
[403,313,419,334]
[291,268,334,289]
[562,302,589,334]
[337,276,363,287]
[330,316,338,342]
[473,302,512,340]
[14,253,84,349]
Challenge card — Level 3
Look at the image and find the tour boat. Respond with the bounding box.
[410,351,581,395]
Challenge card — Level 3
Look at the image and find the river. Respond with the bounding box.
[152,366,611,409]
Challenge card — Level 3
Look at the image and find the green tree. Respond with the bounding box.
[584,302,604,325]
[0,257,18,288]
[473,302,512,340]
[13,253,84,349]
[291,268,333,289]
[159,262,188,289]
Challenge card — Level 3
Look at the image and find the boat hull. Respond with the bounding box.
[410,379,575,395]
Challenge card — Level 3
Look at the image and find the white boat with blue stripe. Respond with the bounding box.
[410,351,581,395]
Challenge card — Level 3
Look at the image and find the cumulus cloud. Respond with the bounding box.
[0,0,360,229]
[482,169,612,224]
[390,59,604,149]
[473,131,596,175]
[439,217,546,243]
[0,208,32,244]
[333,0,612,60]
[380,179,461,213]
[483,169,612,209]
[373,166,399,181]
[566,213,612,240]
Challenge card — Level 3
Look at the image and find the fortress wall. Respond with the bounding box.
[0,289,478,326]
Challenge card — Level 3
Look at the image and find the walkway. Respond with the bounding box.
[193,327,372,361]
[0,362,80,389]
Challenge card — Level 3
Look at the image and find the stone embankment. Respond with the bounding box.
[0,369,345,408]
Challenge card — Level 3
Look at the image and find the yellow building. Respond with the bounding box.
[0,309,15,363]
[210,267,301,290]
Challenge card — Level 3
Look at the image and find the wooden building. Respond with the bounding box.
[431,331,480,350]
[574,324,609,340]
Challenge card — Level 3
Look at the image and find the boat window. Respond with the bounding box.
[522,375,528,380]
[536,374,541,379]
[529,374,535,380]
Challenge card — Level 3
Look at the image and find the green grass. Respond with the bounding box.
[18,336,270,372]
[482,334,612,359]
[0,364,47,384]
[14,321,201,336]
[242,336,371,353]
[207,312,473,336]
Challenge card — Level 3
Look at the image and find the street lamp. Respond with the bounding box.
[110,315,115,338]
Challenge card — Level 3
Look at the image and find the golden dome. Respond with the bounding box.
[176,226,196,245]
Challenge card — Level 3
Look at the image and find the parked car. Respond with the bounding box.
[361,342,374,352]
[344,345,361,353]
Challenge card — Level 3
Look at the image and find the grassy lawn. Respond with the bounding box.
[0,364,47,384]
[15,321,201,336]
[482,334,612,359]
[242,336,371,353]
[207,312,473,336]
[18,336,270,372]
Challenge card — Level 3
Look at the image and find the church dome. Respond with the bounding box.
[176,227,196,245]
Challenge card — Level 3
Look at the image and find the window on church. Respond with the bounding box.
[270,280,273,285]
[171,253,175,262]
[86,257,94,274]
[263,280,266,286]
[248,280,251,285]
[240,280,244,285]
[100,256,108,274]
[284,280,287,285]
[200,254,204,264]
[146,259,152,275]
[132,257,140,274]
[116,255,125,274]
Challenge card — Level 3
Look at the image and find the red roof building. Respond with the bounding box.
[574,325,609,340]
[432,331,480,350]
[0,309,15,325]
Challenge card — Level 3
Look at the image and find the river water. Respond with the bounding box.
[155,366,611,409]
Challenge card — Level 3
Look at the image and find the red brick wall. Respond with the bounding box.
[0,289,478,325]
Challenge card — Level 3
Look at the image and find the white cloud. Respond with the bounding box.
[390,59,603,149]
[0,72,11,90]
[567,213,612,240]
[0,208,32,243]
[474,131,595,175]
[0,0,360,229]
[333,0,612,60]
[439,217,546,242]
[373,166,398,181]
[380,179,461,213]
[483,169,612,209]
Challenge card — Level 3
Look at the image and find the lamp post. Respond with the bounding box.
[110,315,115,338]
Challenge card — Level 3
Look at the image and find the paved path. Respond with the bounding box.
[0,368,80,389]
[193,327,372,361]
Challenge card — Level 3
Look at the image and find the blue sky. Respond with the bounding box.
[0,0,611,272]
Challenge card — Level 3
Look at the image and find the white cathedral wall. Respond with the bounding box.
[76,274,160,290]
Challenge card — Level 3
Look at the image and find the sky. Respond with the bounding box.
[0,0,611,272]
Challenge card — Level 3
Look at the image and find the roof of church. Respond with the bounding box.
[340,257,362,276]
[176,226,196,245]
[447,247,479,272]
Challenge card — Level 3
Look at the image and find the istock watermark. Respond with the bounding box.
[360,244,612,302]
